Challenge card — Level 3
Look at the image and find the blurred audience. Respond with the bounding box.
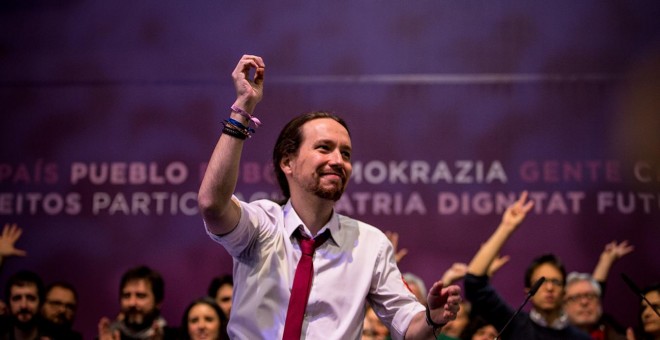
[464,191,590,339]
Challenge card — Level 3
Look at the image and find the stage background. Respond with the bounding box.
[1,1,659,338]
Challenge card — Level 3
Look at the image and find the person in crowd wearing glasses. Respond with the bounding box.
[40,282,83,340]
[198,54,462,339]
[563,240,633,340]
[564,273,627,340]
[464,191,590,339]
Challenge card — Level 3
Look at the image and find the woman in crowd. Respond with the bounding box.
[179,297,229,340]
[627,283,660,340]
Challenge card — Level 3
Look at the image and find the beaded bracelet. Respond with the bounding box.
[222,125,248,140]
[230,105,262,127]
[223,119,252,138]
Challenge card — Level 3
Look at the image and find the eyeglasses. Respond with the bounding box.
[537,278,564,287]
[565,292,599,303]
[45,299,77,311]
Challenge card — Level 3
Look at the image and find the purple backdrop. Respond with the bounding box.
[1,1,660,338]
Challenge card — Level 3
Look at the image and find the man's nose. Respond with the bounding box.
[328,149,342,163]
[18,298,28,307]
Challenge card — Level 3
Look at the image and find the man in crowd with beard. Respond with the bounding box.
[198,54,462,339]
[40,282,82,340]
[97,265,178,340]
[0,270,45,340]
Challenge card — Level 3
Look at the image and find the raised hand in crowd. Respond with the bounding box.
[98,317,121,340]
[441,255,510,287]
[385,231,408,263]
[468,191,533,276]
[442,262,468,287]
[0,223,27,267]
[592,240,634,283]
[487,254,510,277]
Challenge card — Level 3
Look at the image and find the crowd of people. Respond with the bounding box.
[365,221,657,340]
[2,54,658,340]
[0,226,233,340]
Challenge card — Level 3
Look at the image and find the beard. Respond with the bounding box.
[45,312,73,328]
[312,183,345,201]
[309,174,346,201]
[123,307,160,332]
[41,317,74,337]
[12,310,37,331]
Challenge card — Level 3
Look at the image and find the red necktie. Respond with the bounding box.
[282,229,330,340]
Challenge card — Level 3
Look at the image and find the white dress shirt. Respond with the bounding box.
[206,198,425,340]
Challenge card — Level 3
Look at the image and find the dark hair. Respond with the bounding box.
[272,111,350,200]
[641,282,660,295]
[120,265,165,304]
[180,296,229,340]
[523,253,566,288]
[459,315,496,340]
[44,281,78,302]
[207,274,233,298]
[4,270,45,304]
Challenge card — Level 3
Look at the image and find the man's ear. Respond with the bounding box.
[280,154,293,175]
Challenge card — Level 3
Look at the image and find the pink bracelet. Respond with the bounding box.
[230,105,262,127]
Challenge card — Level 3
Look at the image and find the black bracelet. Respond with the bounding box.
[425,304,446,335]
[222,126,248,140]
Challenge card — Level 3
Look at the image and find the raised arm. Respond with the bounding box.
[442,255,510,287]
[467,191,533,276]
[198,55,265,235]
[592,240,634,283]
[0,223,27,268]
[385,231,409,264]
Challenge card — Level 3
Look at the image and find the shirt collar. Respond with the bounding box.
[282,199,340,247]
[529,308,570,330]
